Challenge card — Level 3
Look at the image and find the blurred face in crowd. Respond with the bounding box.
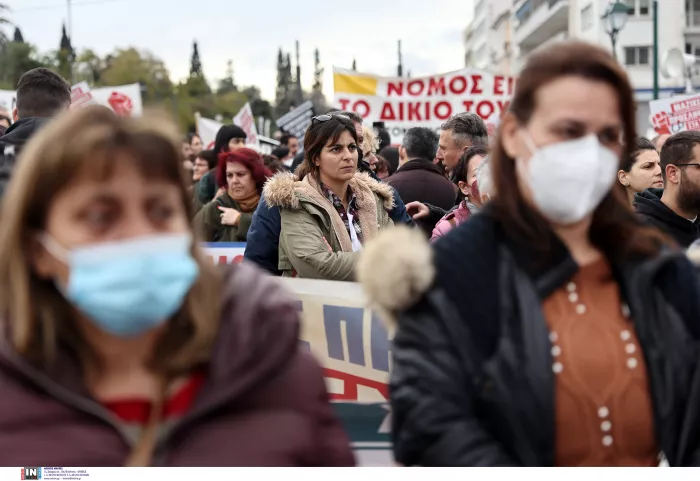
[618,149,663,195]
[365,152,378,171]
[33,155,190,287]
[316,130,358,186]
[437,130,469,174]
[182,142,192,160]
[193,155,210,182]
[190,135,203,157]
[459,154,485,203]
[228,137,246,151]
[287,136,300,156]
[226,161,256,200]
[666,144,700,216]
[501,75,623,217]
[0,117,10,129]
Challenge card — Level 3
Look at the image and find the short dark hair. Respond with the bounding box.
[621,137,656,172]
[16,68,71,119]
[660,130,700,181]
[376,127,391,150]
[402,127,439,161]
[188,133,201,145]
[296,115,358,180]
[213,124,246,154]
[454,146,488,184]
[378,146,399,175]
[271,146,290,159]
[441,112,488,148]
[280,134,297,146]
[196,149,218,169]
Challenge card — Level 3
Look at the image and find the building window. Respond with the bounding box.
[639,0,650,15]
[624,46,651,66]
[690,0,700,27]
[581,4,594,30]
[624,0,636,15]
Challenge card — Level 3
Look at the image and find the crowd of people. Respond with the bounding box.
[1,38,700,466]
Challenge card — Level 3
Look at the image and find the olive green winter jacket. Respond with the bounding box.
[195,192,254,243]
[263,172,394,280]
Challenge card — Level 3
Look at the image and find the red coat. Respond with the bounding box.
[0,263,355,466]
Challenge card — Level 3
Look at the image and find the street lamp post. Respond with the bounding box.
[602,1,630,61]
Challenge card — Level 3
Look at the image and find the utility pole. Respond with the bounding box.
[652,0,659,100]
[397,40,403,77]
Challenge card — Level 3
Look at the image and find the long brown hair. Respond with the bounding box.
[0,106,221,378]
[490,41,665,260]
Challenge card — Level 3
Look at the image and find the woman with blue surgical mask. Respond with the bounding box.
[358,41,700,466]
[0,106,354,467]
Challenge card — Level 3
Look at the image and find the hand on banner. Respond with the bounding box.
[405,201,429,220]
[218,206,241,226]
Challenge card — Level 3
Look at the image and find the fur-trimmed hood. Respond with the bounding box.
[357,226,435,331]
[263,171,394,211]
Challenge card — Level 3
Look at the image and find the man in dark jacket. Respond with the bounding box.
[0,68,71,198]
[387,127,457,236]
[244,111,413,275]
[634,131,700,248]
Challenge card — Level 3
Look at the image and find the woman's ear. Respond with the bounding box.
[617,170,629,187]
[457,181,470,197]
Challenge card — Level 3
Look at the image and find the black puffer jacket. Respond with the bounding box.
[634,188,700,248]
[388,209,700,466]
[0,118,50,198]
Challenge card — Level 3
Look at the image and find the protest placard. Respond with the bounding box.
[649,92,700,135]
[233,102,259,146]
[2,83,143,117]
[333,67,514,143]
[70,82,98,109]
[276,100,314,149]
[202,244,393,466]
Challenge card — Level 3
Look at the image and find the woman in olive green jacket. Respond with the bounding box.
[263,114,394,280]
[196,148,271,242]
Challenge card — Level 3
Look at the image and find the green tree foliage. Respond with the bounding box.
[217,60,236,94]
[0,41,44,88]
[0,3,10,47]
[100,48,173,103]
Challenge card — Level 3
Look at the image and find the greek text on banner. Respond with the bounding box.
[333,67,515,143]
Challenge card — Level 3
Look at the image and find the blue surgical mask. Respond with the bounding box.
[40,233,199,337]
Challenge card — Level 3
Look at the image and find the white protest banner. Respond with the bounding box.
[649,92,700,135]
[201,242,246,265]
[233,102,258,146]
[196,115,223,150]
[0,90,15,116]
[0,83,143,117]
[201,244,393,466]
[70,81,97,109]
[334,67,514,143]
[90,83,143,117]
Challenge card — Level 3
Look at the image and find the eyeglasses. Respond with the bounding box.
[676,163,700,168]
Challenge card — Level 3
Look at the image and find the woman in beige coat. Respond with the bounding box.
[264,114,393,280]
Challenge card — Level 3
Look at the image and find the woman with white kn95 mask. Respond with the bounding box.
[357,41,700,466]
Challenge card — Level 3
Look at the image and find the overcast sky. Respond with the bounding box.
[7,0,473,102]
